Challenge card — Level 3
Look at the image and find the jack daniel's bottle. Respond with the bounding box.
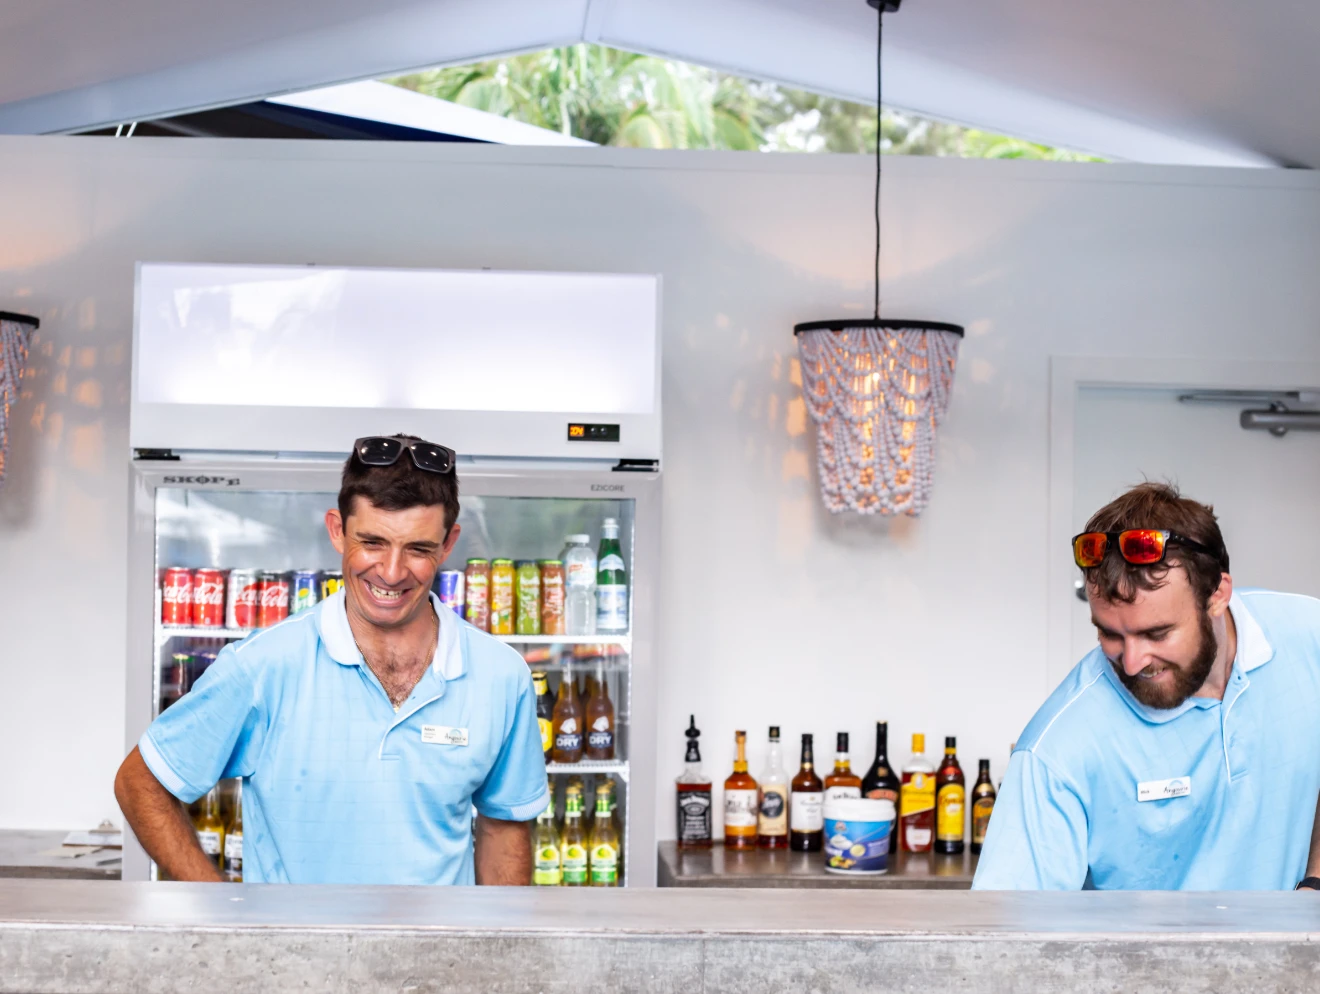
[676,716,713,848]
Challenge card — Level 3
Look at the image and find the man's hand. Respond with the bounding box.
[114,747,224,882]
[473,814,532,885]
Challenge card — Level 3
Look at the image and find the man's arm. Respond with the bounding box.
[1302,788,1320,884]
[114,747,223,883]
[473,814,532,885]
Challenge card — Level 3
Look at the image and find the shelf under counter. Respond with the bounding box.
[657,839,976,889]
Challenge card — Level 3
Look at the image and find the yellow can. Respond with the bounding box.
[490,559,515,635]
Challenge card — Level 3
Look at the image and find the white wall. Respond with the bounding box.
[1,138,1319,839]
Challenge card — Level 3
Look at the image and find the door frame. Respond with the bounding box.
[1046,356,1320,690]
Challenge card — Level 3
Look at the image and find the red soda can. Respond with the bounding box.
[257,571,290,628]
[226,569,260,629]
[161,568,193,626]
[192,569,227,627]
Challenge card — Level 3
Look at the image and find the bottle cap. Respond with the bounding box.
[913,733,925,752]
[945,736,957,750]
[769,725,780,739]
[836,731,849,752]
[567,534,590,545]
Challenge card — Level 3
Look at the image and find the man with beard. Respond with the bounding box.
[973,482,1320,890]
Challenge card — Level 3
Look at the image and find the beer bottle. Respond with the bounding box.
[551,664,584,764]
[757,726,789,849]
[823,732,862,803]
[676,716,713,849]
[789,734,824,852]
[934,737,966,855]
[722,730,759,849]
[223,781,243,882]
[192,784,225,870]
[970,759,997,855]
[860,721,902,853]
[584,662,615,760]
[532,671,554,759]
[532,784,562,886]
[899,734,935,853]
[560,790,589,886]
[588,789,620,886]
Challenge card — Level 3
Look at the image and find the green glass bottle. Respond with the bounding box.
[596,518,628,633]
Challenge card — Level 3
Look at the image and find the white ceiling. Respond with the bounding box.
[0,0,1309,166]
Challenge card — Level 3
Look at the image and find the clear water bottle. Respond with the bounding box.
[596,518,629,634]
[562,534,597,636]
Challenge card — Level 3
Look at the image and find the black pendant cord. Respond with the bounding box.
[874,3,883,321]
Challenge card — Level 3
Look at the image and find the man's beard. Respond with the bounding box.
[1113,609,1218,709]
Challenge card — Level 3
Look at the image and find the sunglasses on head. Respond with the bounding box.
[1072,529,1222,570]
[353,436,456,475]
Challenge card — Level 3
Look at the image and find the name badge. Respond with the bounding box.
[421,725,469,746]
[1138,776,1191,802]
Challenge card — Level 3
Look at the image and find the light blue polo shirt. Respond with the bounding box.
[974,590,1320,890]
[139,590,549,885]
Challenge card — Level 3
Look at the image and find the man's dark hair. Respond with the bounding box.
[338,434,460,531]
[1082,481,1229,608]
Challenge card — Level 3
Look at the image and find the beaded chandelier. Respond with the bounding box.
[0,311,39,486]
[793,0,962,516]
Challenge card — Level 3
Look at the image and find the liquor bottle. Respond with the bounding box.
[532,785,562,886]
[589,789,621,886]
[860,721,902,854]
[596,518,629,633]
[560,790,588,886]
[223,781,243,882]
[823,732,862,803]
[584,662,615,760]
[532,671,554,759]
[789,733,824,852]
[192,784,225,870]
[970,759,997,855]
[723,730,759,849]
[757,726,789,849]
[899,733,936,853]
[551,664,584,764]
[935,737,966,855]
[676,715,713,849]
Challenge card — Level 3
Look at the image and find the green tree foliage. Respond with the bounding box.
[387,44,1103,160]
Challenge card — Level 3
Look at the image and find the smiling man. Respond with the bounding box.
[115,435,548,885]
[973,482,1320,890]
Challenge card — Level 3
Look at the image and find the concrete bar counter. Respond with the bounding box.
[3,879,1320,992]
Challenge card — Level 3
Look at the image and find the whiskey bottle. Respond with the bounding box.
[789,733,824,852]
[757,726,789,849]
[722,730,759,849]
[676,715,713,849]
[899,733,935,853]
[823,732,862,803]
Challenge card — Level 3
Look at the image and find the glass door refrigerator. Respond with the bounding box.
[124,263,662,887]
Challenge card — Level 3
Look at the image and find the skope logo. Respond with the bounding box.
[591,484,625,492]
[163,475,242,486]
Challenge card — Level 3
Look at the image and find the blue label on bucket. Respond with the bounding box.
[824,818,893,873]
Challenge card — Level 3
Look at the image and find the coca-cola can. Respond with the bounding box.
[257,571,290,628]
[225,569,261,630]
[191,569,227,627]
[161,568,193,626]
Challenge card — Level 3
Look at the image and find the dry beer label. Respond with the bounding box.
[421,725,469,746]
[1137,776,1191,802]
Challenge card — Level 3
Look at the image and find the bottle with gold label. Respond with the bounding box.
[970,759,996,854]
[588,789,620,886]
[935,736,965,855]
[223,781,243,882]
[899,733,935,853]
[532,785,562,886]
[560,790,588,886]
[532,671,554,758]
[722,730,759,849]
[192,784,225,870]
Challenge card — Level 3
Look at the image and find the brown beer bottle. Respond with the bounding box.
[584,662,615,760]
[934,736,966,855]
[551,664,584,764]
[789,734,824,852]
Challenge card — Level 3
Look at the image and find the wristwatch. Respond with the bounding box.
[1295,877,1320,890]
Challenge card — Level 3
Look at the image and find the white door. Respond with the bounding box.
[1070,386,1320,665]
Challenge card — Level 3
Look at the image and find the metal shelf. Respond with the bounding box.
[156,626,251,644]
[492,634,630,649]
[547,760,629,781]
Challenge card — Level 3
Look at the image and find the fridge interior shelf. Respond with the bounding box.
[493,634,631,648]
[157,626,252,644]
[547,760,629,780]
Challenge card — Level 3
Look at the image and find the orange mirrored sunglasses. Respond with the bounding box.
[1072,529,1221,570]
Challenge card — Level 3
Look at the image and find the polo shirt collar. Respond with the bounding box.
[1101,591,1273,724]
[317,589,465,681]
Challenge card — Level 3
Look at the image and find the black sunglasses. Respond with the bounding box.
[353,436,456,475]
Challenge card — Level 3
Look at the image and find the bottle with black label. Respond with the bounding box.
[757,726,789,848]
[970,759,997,854]
[789,733,824,852]
[551,663,584,764]
[860,721,902,854]
[676,715,713,848]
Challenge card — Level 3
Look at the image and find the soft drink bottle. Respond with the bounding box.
[561,534,596,636]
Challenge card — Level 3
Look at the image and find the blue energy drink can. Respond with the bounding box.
[437,570,465,615]
[291,570,320,614]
